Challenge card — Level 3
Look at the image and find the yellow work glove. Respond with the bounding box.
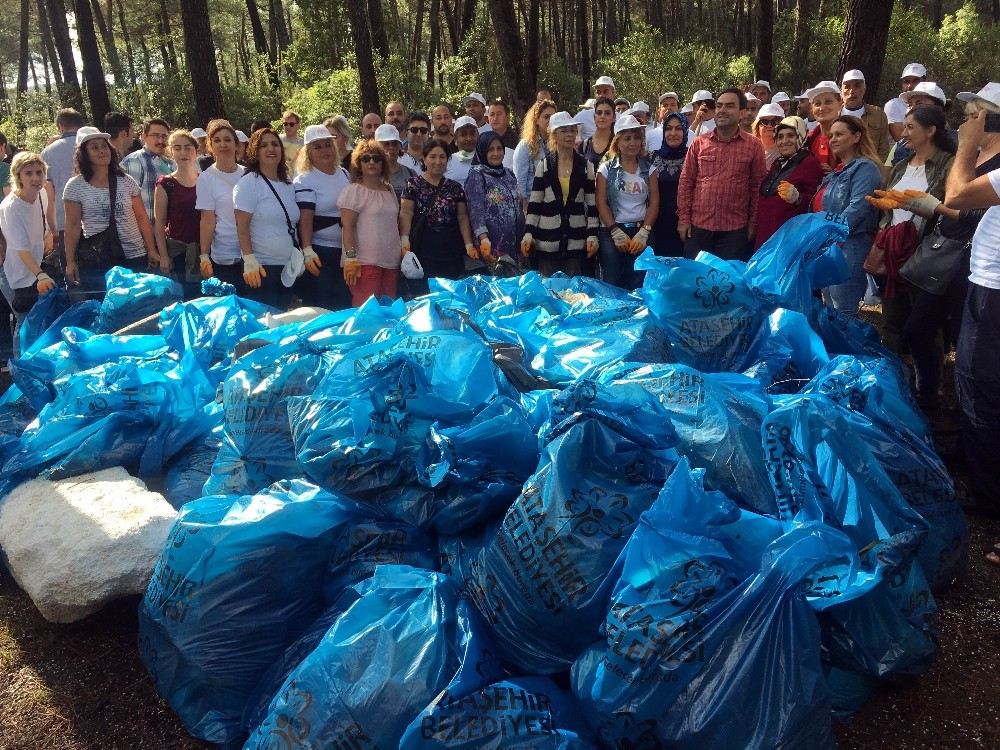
[302,246,322,277]
[343,260,362,287]
[242,253,266,289]
[199,254,214,279]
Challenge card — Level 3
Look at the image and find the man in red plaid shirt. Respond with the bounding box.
[677,88,767,262]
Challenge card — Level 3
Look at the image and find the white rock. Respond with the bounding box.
[0,467,178,623]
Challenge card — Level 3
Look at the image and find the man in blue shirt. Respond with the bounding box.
[121,118,173,220]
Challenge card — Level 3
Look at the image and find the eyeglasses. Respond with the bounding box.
[760,119,782,126]
[408,127,429,134]
[360,154,384,164]
[282,121,298,127]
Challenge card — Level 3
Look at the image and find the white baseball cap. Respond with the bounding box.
[453,115,478,132]
[658,91,679,104]
[756,103,786,120]
[75,126,111,147]
[795,91,810,101]
[304,124,336,144]
[629,100,650,114]
[579,98,597,109]
[956,82,1000,110]
[593,75,615,89]
[901,63,927,79]
[753,80,771,90]
[236,130,249,143]
[842,69,866,84]
[691,89,714,104]
[374,123,402,143]
[681,103,694,114]
[900,82,947,105]
[464,92,487,106]
[771,91,791,104]
[746,93,760,103]
[191,127,207,139]
[805,81,841,101]
[548,111,583,131]
[613,114,644,134]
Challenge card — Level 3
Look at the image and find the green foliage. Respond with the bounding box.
[281,67,362,129]
[934,2,1000,98]
[595,22,754,104]
[379,53,440,113]
[0,91,63,151]
[536,56,584,110]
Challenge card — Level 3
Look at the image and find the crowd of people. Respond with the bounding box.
[1,66,999,561]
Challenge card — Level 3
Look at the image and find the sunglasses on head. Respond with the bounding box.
[409,126,429,134]
[760,118,781,126]
[360,154,384,164]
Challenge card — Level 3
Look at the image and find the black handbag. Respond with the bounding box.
[898,217,970,296]
[76,172,126,268]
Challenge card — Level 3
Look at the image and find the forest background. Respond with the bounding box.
[1,0,999,152]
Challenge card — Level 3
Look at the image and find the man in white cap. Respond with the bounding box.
[445,116,480,183]
[577,76,616,140]
[191,127,208,156]
[614,97,632,114]
[627,101,651,126]
[771,91,793,117]
[741,93,761,132]
[463,93,490,131]
[677,87,766,262]
[751,80,772,103]
[840,69,890,161]
[657,92,680,121]
[689,90,716,137]
[886,62,928,142]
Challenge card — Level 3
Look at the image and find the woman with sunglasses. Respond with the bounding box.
[754,116,824,249]
[233,127,303,309]
[337,141,402,305]
[400,139,476,294]
[753,103,786,170]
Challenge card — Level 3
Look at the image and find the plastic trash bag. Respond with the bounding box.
[636,250,769,373]
[244,566,500,750]
[744,212,850,313]
[809,299,888,359]
[572,513,843,750]
[96,266,183,334]
[438,523,499,590]
[0,397,35,469]
[16,287,76,354]
[399,676,595,750]
[466,412,677,674]
[548,363,776,516]
[138,479,364,746]
[742,308,831,392]
[162,427,223,508]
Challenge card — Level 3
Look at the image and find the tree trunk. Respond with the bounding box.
[928,0,943,29]
[159,0,179,71]
[179,0,226,124]
[837,0,893,103]
[441,0,460,55]
[755,0,774,83]
[486,0,533,117]
[37,0,62,87]
[89,0,124,86]
[576,0,589,97]
[246,0,269,55]
[605,0,618,46]
[345,0,380,114]
[527,0,540,81]
[73,0,111,124]
[114,0,138,87]
[44,0,84,109]
[17,0,30,96]
[412,0,425,68]
[790,0,813,89]
[426,0,440,84]
[461,0,476,36]
[367,0,390,57]
[272,0,291,51]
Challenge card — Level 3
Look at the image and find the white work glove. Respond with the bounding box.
[242,254,266,288]
[610,226,630,249]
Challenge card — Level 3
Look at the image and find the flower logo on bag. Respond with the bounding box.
[566,486,634,538]
[265,681,313,747]
[598,712,665,750]
[668,559,731,611]
[694,268,736,309]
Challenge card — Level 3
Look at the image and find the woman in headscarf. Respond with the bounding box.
[754,116,824,249]
[649,110,689,257]
[464,131,524,264]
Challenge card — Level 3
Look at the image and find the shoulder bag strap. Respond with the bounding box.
[260,176,301,250]
[108,170,119,237]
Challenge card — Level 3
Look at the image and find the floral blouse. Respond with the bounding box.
[402,176,466,230]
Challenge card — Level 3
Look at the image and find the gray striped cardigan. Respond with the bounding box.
[524,151,598,254]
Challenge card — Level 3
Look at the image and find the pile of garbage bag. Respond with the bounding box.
[0,216,968,749]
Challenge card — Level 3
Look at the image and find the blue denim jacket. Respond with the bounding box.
[819,157,883,238]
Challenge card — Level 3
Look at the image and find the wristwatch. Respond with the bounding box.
[642,224,653,232]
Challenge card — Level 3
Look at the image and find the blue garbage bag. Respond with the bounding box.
[744,212,849,313]
[548,363,776,516]
[741,308,831,392]
[572,515,843,750]
[466,412,677,674]
[809,299,888,359]
[158,294,272,379]
[162,427,223,508]
[475,272,669,385]
[399,676,595,749]
[438,523,499,589]
[244,566,500,750]
[16,287,76,354]
[0,397,34,469]
[96,266,183,333]
[138,479,364,746]
[0,350,218,497]
[636,250,769,372]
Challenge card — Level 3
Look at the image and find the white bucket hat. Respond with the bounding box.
[548,111,583,131]
[753,80,771,91]
[191,127,207,139]
[629,101,650,114]
[956,82,1000,110]
[805,81,841,101]
[690,89,714,104]
[613,114,644,135]
[463,92,487,106]
[304,124,336,145]
[75,126,111,147]
[901,82,947,106]
[771,91,791,104]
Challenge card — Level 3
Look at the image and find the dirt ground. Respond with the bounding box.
[0,364,998,750]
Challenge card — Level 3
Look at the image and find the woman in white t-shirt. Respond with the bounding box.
[594,114,660,290]
[294,125,351,310]
[197,120,247,291]
[233,127,303,309]
[0,152,56,351]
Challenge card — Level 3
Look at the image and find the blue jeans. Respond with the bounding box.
[824,235,872,316]
[598,226,645,290]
